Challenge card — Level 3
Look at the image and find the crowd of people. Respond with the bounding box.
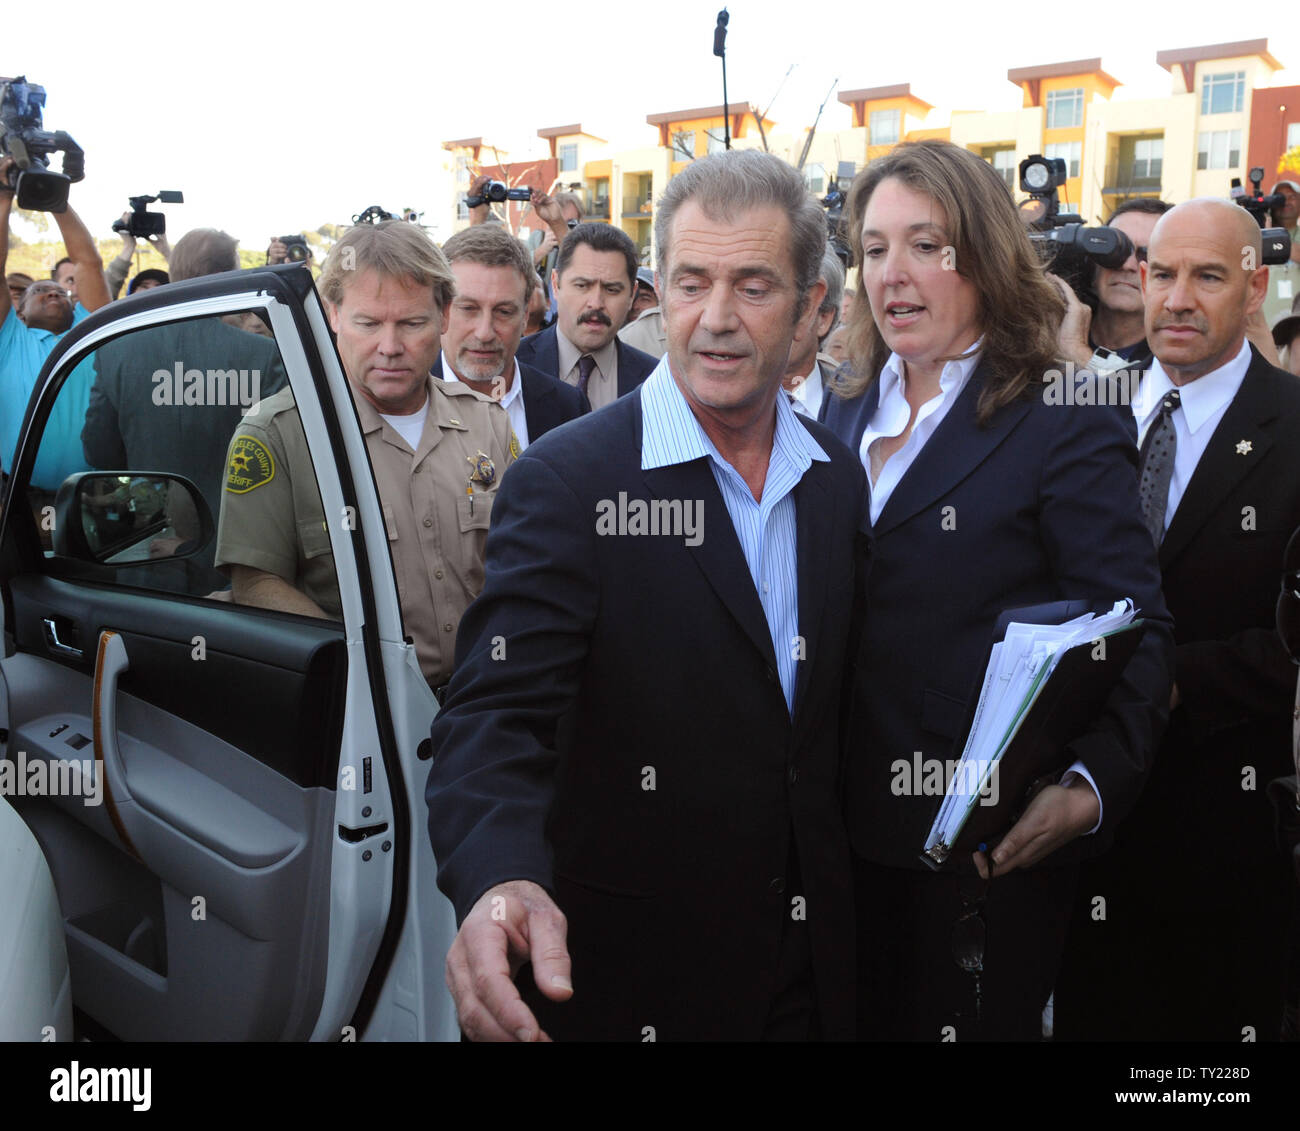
[1,139,1298,1043]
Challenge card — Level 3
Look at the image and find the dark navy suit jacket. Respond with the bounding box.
[431,354,590,443]
[824,361,1174,870]
[515,324,657,400]
[427,390,869,1040]
[1057,346,1300,1038]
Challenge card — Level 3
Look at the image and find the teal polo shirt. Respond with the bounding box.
[1,301,93,487]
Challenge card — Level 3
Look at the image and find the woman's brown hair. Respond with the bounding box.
[833,139,1065,423]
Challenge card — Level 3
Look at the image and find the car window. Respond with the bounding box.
[21,308,343,620]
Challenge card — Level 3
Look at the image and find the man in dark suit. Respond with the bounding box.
[781,247,845,424]
[1056,198,1300,1041]
[438,226,588,450]
[426,149,867,1042]
[514,222,657,411]
[80,229,287,579]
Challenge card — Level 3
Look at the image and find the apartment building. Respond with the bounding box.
[439,39,1300,261]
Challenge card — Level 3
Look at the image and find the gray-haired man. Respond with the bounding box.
[426,149,868,1042]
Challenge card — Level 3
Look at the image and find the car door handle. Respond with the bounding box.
[94,629,141,858]
[43,617,83,658]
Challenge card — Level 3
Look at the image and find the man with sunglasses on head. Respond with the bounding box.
[1056,198,1171,378]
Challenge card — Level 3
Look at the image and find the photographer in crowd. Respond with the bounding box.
[1055,198,1170,376]
[0,155,109,480]
[105,210,171,298]
[266,235,313,267]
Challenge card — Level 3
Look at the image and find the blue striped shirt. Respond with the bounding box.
[640,359,829,713]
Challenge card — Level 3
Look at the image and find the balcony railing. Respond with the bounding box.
[1103,162,1164,195]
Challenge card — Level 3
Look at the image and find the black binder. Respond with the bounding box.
[920,600,1147,870]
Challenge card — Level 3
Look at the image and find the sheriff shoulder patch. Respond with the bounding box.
[226,435,276,493]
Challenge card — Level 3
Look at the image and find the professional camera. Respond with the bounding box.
[1018,154,1133,308]
[0,76,84,213]
[278,234,309,262]
[1230,167,1292,265]
[112,190,183,238]
[465,180,531,207]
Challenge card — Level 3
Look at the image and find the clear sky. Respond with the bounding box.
[6,3,1298,249]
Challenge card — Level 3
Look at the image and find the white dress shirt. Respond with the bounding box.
[440,351,530,451]
[1132,338,1250,533]
[860,341,1105,827]
[785,365,825,420]
[859,345,981,525]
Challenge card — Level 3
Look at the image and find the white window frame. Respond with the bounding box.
[1201,71,1245,116]
[1197,129,1242,171]
[1046,88,1084,129]
[1132,137,1163,180]
[1045,140,1082,179]
[869,108,900,146]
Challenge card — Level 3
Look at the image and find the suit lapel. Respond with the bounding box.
[641,454,778,673]
[873,363,1032,537]
[616,341,635,397]
[519,368,551,438]
[539,327,561,383]
[1159,356,1279,570]
[828,379,879,455]
[791,462,830,725]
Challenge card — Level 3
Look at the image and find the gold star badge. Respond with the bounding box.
[1236,440,1253,455]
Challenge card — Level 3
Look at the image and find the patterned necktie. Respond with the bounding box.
[577,354,596,395]
[1138,389,1181,545]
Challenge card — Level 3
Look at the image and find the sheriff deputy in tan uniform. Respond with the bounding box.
[215,219,516,694]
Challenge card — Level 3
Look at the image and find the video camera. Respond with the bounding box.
[1230,167,1292,265]
[113,191,183,238]
[1018,154,1133,308]
[465,180,531,208]
[0,76,84,213]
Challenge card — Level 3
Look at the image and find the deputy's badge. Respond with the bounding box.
[226,435,275,493]
[509,430,521,460]
[467,451,496,487]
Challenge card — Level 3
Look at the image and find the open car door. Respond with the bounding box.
[0,266,458,1040]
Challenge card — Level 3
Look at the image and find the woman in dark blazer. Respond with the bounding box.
[824,140,1175,1041]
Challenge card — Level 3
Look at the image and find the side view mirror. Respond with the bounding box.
[52,472,215,566]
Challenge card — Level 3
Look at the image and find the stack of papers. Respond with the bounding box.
[922,600,1139,866]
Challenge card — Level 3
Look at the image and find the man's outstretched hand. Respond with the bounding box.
[446,879,573,1041]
